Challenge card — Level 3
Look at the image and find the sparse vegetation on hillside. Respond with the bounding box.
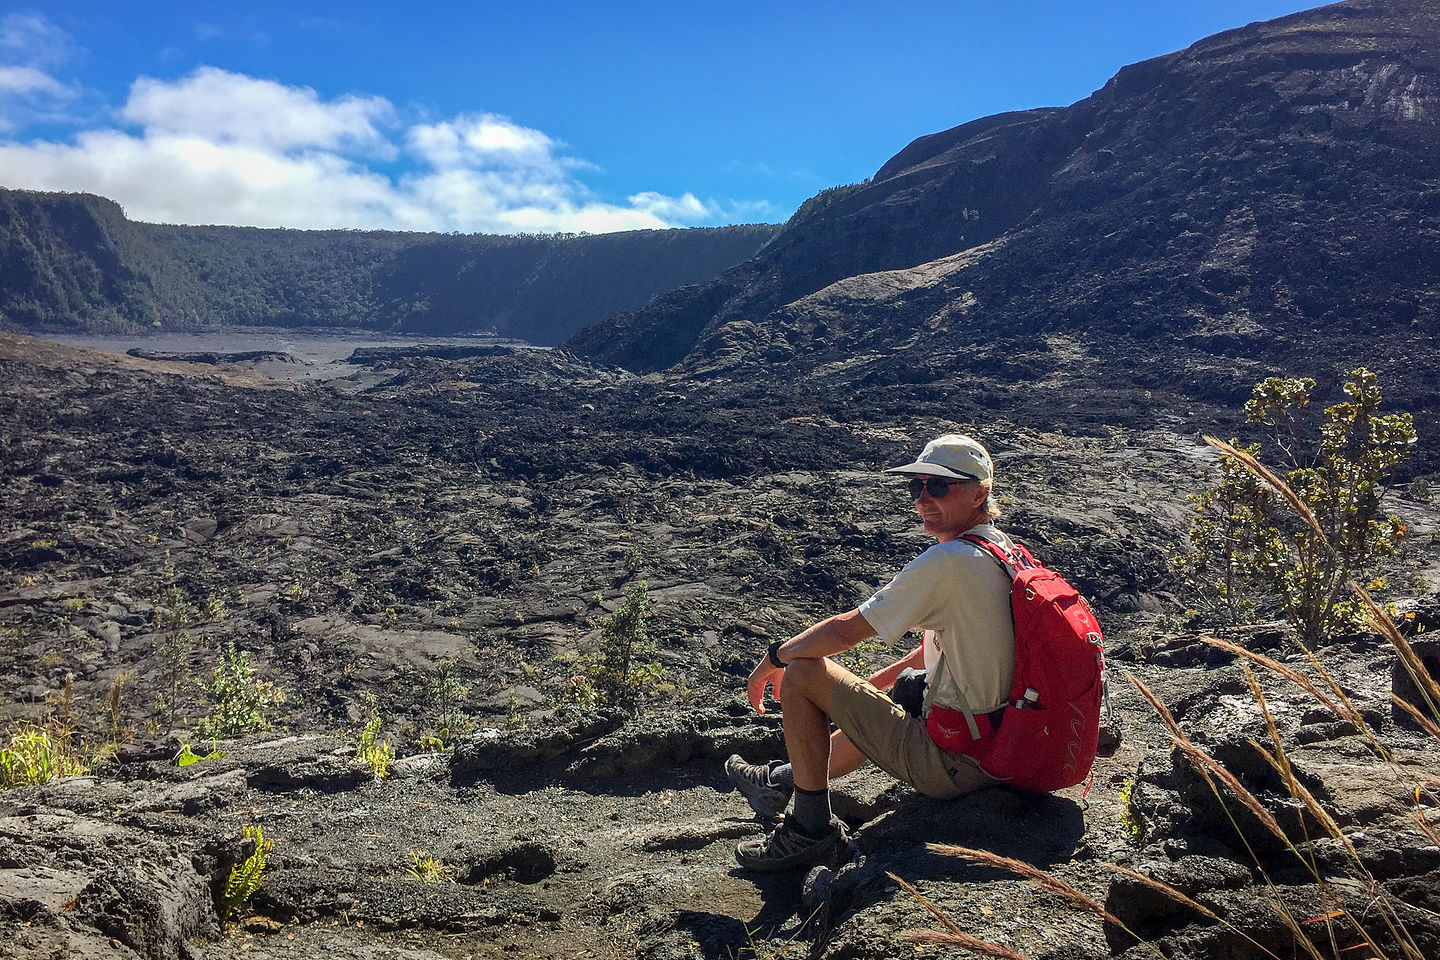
[565,583,663,712]
[0,187,775,341]
[357,715,394,779]
[426,656,473,747]
[0,720,89,787]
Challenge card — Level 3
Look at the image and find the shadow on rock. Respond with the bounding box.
[636,908,753,960]
[449,705,785,797]
[856,784,1087,870]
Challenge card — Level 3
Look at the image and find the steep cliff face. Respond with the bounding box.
[0,189,776,343]
[370,226,778,344]
[567,0,1440,377]
[566,105,1093,370]
[0,190,165,331]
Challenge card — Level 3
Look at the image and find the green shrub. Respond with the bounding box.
[566,583,662,711]
[623,542,645,573]
[1179,369,1415,642]
[195,643,286,740]
[154,628,194,728]
[202,592,230,621]
[427,657,472,746]
[0,722,89,787]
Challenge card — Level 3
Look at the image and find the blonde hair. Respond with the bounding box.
[978,482,1002,521]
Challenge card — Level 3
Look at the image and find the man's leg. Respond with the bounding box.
[777,656,846,790]
[733,657,856,872]
[725,727,868,819]
[828,730,868,779]
[777,656,864,838]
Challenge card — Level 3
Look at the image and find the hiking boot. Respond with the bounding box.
[734,817,848,873]
[724,754,792,819]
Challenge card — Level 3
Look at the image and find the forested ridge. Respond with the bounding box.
[0,188,777,344]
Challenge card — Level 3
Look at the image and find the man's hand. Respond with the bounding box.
[747,657,784,714]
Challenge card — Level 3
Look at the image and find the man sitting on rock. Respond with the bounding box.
[727,433,1017,872]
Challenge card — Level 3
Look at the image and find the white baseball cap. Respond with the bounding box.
[884,434,993,484]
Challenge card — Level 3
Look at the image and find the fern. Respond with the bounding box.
[219,824,273,921]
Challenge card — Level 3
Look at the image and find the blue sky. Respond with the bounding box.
[0,1,1316,234]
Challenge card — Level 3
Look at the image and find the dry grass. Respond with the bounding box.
[1097,863,1220,923]
[891,872,1035,960]
[924,844,1123,927]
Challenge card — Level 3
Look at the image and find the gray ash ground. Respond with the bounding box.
[1,332,1437,960]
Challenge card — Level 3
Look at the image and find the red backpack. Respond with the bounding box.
[924,536,1106,792]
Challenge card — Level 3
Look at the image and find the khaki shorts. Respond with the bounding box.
[830,672,997,798]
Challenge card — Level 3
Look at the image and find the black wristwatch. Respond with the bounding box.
[767,638,788,668]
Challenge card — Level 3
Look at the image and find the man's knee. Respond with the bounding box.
[779,657,846,709]
[780,655,828,689]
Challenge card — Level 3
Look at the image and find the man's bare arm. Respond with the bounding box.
[746,610,877,714]
[866,643,925,691]
[776,609,877,663]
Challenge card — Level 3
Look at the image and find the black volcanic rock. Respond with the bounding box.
[125,348,299,365]
[2,319,1438,959]
[566,0,1440,403]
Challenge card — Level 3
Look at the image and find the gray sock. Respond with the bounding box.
[769,762,794,792]
[790,785,832,837]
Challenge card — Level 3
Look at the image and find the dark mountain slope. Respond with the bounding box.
[567,105,1092,370]
[0,188,776,344]
[566,0,1440,383]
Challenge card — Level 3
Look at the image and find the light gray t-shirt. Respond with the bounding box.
[858,523,1016,714]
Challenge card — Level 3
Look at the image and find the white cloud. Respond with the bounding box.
[0,60,752,234]
[124,67,394,154]
[400,167,678,234]
[0,65,65,97]
[628,191,715,223]
[407,113,562,170]
[0,130,402,228]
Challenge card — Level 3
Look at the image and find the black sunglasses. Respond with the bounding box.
[908,476,972,500]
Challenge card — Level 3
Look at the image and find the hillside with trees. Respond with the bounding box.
[0,187,776,344]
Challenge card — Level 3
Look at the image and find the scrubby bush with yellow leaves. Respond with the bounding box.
[1178,368,1415,643]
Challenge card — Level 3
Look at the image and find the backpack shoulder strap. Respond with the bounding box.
[959,533,1032,574]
